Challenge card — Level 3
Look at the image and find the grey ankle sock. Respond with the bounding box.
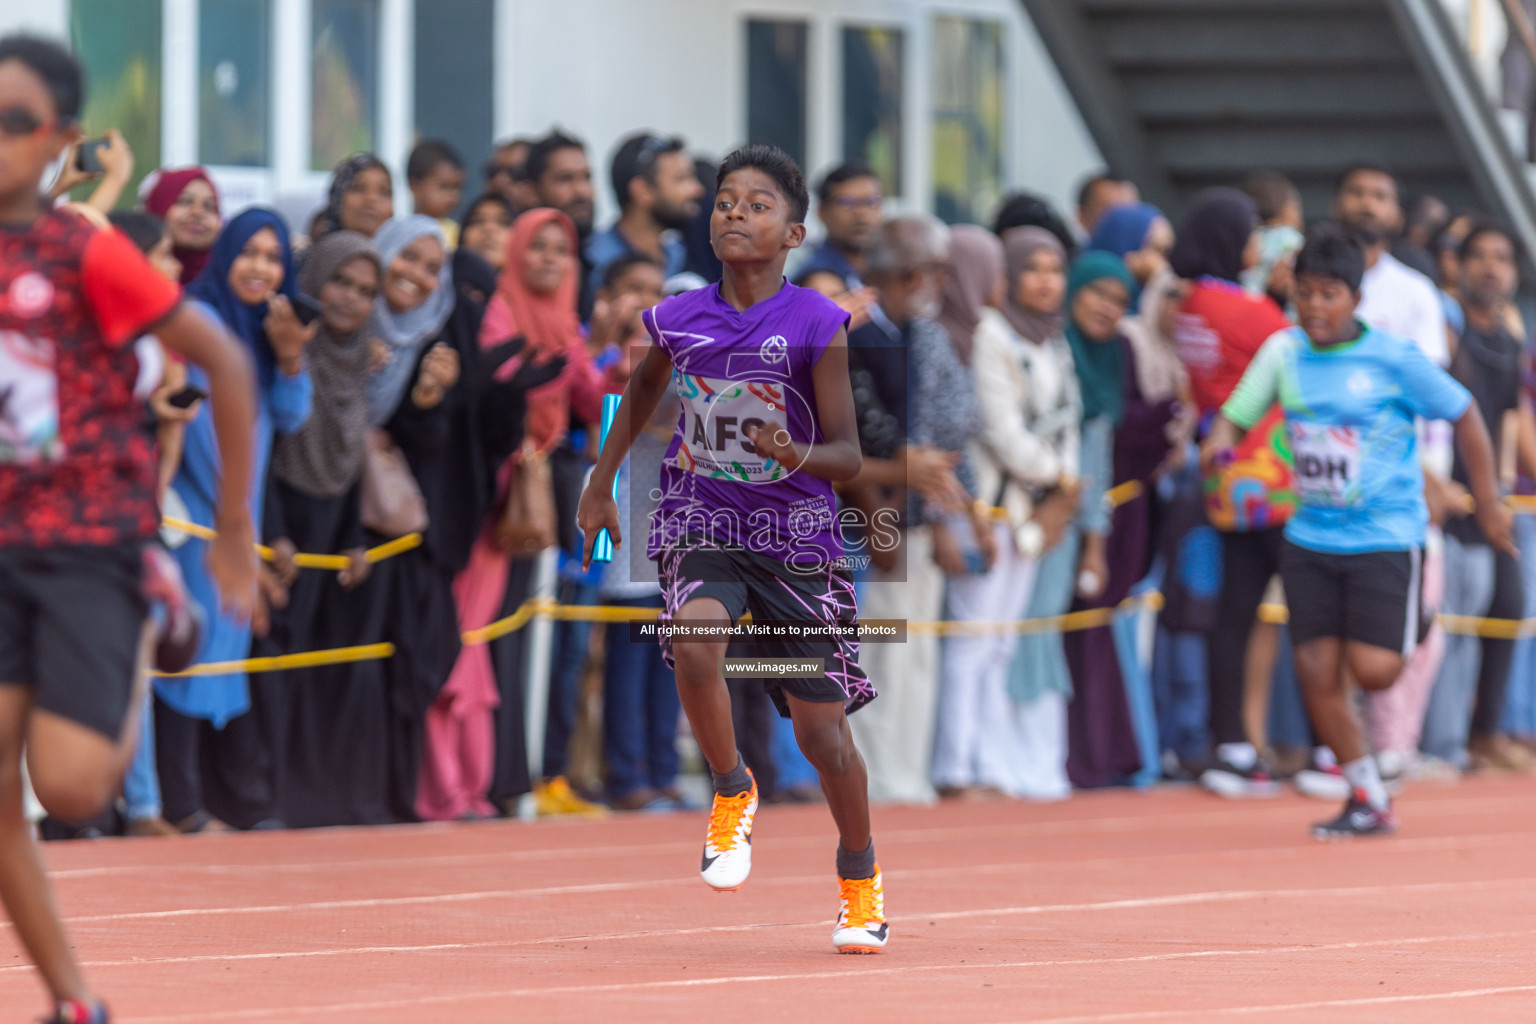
[711,758,752,797]
[836,841,876,880]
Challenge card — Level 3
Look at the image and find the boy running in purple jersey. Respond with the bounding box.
[578,145,886,953]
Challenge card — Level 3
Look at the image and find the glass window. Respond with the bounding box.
[414,0,494,205]
[311,0,380,171]
[842,26,904,197]
[932,17,1005,225]
[69,0,162,205]
[200,0,272,167]
[745,20,809,172]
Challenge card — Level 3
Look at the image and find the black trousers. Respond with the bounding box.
[1206,528,1287,748]
[1472,546,1524,737]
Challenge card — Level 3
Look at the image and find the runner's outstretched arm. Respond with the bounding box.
[577,341,675,569]
[155,303,260,619]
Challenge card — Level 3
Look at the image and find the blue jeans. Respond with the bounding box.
[122,689,161,820]
[545,579,599,779]
[1503,514,1536,737]
[1152,627,1208,766]
[603,596,681,799]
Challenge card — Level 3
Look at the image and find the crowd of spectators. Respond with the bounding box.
[37,113,1536,839]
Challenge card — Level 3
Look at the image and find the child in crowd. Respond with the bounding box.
[577,144,886,952]
[109,210,209,838]
[1202,224,1513,837]
[407,139,467,249]
[110,211,203,501]
[0,34,258,1023]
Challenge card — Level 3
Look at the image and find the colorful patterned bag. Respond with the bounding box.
[1202,404,1296,532]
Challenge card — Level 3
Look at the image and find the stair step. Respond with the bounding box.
[1150,123,1462,175]
[1124,70,1437,121]
[1095,12,1409,67]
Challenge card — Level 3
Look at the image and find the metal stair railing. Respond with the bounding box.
[1393,0,1536,266]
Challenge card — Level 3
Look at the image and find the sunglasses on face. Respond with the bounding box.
[0,106,54,137]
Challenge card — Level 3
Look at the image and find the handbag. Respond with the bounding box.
[495,443,557,555]
[1202,404,1296,533]
[359,427,429,537]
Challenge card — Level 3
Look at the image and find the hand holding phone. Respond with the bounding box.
[76,138,109,176]
[293,293,325,327]
[166,384,208,410]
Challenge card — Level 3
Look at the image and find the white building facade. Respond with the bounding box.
[3,0,1103,228]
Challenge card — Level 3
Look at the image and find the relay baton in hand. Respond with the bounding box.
[590,392,622,563]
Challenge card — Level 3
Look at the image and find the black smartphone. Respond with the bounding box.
[165,384,207,409]
[76,138,109,175]
[293,293,325,326]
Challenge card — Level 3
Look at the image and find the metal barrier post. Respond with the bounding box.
[518,545,560,820]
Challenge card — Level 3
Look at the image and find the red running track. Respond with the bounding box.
[2,775,1534,1023]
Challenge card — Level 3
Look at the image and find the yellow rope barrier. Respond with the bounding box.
[148,590,1536,676]
[151,643,395,678]
[152,476,1536,673]
[160,516,421,570]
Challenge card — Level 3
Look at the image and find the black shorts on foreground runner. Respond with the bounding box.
[1279,540,1430,654]
[0,544,147,739]
[658,540,876,718]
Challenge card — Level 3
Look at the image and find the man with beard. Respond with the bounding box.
[1424,221,1536,774]
[586,133,703,296]
[1333,164,1449,366]
[527,129,599,316]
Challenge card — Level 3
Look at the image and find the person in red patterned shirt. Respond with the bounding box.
[0,34,258,1024]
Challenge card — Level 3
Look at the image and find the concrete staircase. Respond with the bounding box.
[1019,0,1536,257]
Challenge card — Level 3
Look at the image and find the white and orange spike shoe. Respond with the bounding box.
[700,769,758,891]
[832,867,888,953]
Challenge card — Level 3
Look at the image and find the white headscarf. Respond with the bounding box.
[365,215,454,425]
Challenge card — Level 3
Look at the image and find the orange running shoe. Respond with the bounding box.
[700,769,758,890]
[832,866,888,953]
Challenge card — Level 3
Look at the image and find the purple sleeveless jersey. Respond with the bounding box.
[642,281,850,567]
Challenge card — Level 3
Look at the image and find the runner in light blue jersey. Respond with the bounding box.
[1203,224,1513,839]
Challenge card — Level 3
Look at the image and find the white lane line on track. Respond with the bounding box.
[997,985,1536,1023]
[32,861,1536,928]
[14,877,1533,969]
[45,806,1536,881]
[114,930,1536,1022]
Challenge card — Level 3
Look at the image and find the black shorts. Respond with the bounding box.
[657,542,876,718]
[1279,541,1429,655]
[0,544,148,739]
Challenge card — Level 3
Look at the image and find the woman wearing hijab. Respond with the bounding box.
[1061,251,1182,789]
[929,226,1020,798]
[1086,201,1175,292]
[140,167,222,285]
[968,228,1083,799]
[1169,187,1294,796]
[315,153,395,241]
[156,209,315,833]
[418,208,608,821]
[371,241,562,821]
[253,232,403,827]
[367,216,457,426]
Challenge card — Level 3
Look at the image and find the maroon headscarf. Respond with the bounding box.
[141,167,221,284]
